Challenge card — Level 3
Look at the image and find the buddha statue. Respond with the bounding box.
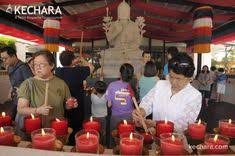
[101,0,145,78]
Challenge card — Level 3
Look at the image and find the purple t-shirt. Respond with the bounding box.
[106,80,134,116]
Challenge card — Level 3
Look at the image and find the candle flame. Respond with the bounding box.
[2,112,5,117]
[171,135,175,142]
[228,119,232,124]
[30,114,35,119]
[41,129,45,135]
[130,132,133,140]
[90,116,93,122]
[214,134,218,142]
[56,118,60,122]
[198,119,201,125]
[86,132,90,139]
[0,127,4,133]
[165,118,168,124]
[123,120,127,125]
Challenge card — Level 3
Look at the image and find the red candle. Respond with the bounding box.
[24,114,41,134]
[75,129,99,153]
[142,132,154,145]
[156,119,174,137]
[83,116,100,132]
[204,134,229,154]
[188,119,206,139]
[0,126,14,146]
[120,132,143,155]
[160,133,184,155]
[118,120,135,136]
[219,119,235,137]
[51,118,68,136]
[31,128,56,150]
[0,112,12,127]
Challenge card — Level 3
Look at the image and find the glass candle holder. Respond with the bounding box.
[50,117,68,136]
[118,120,135,136]
[24,114,41,134]
[75,129,99,153]
[156,120,174,137]
[219,119,235,138]
[0,126,14,146]
[160,133,184,155]
[188,120,207,140]
[204,134,229,154]
[120,132,144,155]
[83,117,101,132]
[31,128,56,150]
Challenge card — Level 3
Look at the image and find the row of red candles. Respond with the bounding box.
[1,111,235,154]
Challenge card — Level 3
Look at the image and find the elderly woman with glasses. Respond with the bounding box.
[17,50,77,129]
[132,53,202,133]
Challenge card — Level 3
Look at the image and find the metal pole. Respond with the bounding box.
[197,53,202,75]
[163,40,166,67]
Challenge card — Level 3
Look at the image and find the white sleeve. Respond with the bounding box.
[174,93,202,133]
[139,84,157,117]
[91,93,97,104]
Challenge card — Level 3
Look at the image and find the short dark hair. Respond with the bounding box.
[168,53,195,77]
[0,46,16,57]
[94,81,107,94]
[167,46,179,58]
[218,68,224,72]
[33,50,55,70]
[210,66,216,71]
[59,50,75,66]
[142,51,151,57]
[120,63,134,82]
[144,61,157,77]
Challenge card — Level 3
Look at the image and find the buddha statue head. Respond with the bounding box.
[117,0,130,20]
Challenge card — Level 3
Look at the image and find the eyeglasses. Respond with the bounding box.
[33,63,49,68]
[0,56,9,61]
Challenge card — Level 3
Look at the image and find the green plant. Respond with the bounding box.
[0,36,16,49]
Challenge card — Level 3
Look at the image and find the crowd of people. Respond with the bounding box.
[0,46,229,148]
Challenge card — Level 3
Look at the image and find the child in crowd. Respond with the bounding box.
[91,81,107,145]
[216,68,228,102]
[106,63,135,147]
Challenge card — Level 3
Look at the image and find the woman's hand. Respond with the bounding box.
[65,97,78,110]
[132,108,146,127]
[36,104,53,115]
[145,119,156,128]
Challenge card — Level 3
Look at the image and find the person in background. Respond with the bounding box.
[163,47,179,80]
[26,56,35,75]
[17,50,77,137]
[106,63,135,147]
[209,66,217,100]
[0,46,33,120]
[91,81,107,146]
[197,65,212,107]
[216,68,228,103]
[132,53,202,133]
[55,50,94,145]
[136,51,151,80]
[139,61,159,119]
[139,61,159,101]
